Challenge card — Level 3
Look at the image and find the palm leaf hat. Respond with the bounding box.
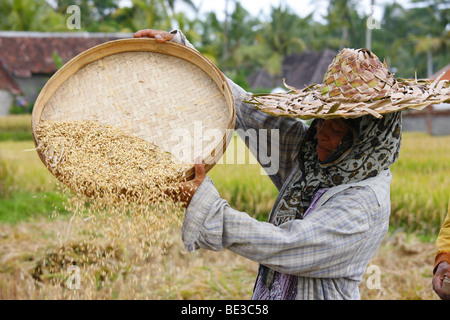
[247,48,450,119]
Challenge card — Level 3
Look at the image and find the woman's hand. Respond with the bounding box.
[432,261,450,300]
[166,161,206,208]
[133,29,175,42]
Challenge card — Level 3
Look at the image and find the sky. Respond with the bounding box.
[119,0,413,22]
[180,0,412,22]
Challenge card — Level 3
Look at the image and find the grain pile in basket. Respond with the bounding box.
[35,120,189,207]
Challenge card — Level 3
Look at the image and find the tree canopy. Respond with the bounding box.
[1,0,448,90]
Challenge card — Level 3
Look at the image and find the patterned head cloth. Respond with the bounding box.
[274,111,402,226]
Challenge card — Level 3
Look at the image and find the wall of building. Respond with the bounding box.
[12,74,49,105]
[0,90,13,115]
[430,115,450,136]
[402,115,429,133]
[402,112,450,136]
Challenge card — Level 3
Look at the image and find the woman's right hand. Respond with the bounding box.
[164,161,206,208]
[133,29,175,43]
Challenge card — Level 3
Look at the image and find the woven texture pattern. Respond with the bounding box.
[40,50,233,167]
[247,48,450,119]
[321,48,394,102]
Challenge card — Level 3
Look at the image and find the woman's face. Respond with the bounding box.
[316,118,351,162]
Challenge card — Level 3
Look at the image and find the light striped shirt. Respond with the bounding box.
[172,30,391,300]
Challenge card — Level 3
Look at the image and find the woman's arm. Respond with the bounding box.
[134,29,309,189]
[183,173,385,279]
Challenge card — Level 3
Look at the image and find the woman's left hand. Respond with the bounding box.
[133,29,175,42]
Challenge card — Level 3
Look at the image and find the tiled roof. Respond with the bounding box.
[432,64,450,81]
[0,31,132,76]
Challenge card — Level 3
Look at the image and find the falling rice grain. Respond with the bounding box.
[35,120,189,206]
[33,120,191,288]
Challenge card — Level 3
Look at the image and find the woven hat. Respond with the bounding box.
[31,38,235,181]
[247,48,450,119]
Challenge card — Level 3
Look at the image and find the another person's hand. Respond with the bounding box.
[133,29,175,42]
[166,161,206,208]
[432,261,450,300]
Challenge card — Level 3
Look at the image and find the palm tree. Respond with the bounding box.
[163,0,196,22]
[258,4,307,85]
[410,0,449,77]
[162,0,197,28]
[0,0,65,31]
[379,0,449,78]
[129,0,169,31]
[325,0,355,49]
[115,0,197,33]
[227,3,259,64]
[195,11,223,65]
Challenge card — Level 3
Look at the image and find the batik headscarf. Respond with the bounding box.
[274,111,402,226]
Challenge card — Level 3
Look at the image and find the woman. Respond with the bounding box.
[134,29,449,300]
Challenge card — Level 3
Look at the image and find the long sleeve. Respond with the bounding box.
[182,174,389,279]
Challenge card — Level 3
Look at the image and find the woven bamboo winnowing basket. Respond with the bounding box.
[31,38,235,181]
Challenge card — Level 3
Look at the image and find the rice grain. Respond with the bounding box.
[33,120,191,289]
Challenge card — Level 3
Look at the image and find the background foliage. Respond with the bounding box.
[0,0,448,91]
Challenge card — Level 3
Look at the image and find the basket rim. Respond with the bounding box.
[31,38,236,181]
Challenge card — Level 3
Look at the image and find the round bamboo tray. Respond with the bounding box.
[31,38,236,182]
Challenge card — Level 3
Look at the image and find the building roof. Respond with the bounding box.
[0,31,132,78]
[247,69,275,89]
[247,48,337,90]
[431,63,450,81]
[283,49,337,88]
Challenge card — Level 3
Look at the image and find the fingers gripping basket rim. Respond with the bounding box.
[31,38,236,182]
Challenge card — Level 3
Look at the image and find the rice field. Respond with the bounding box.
[389,132,450,236]
[0,115,448,300]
